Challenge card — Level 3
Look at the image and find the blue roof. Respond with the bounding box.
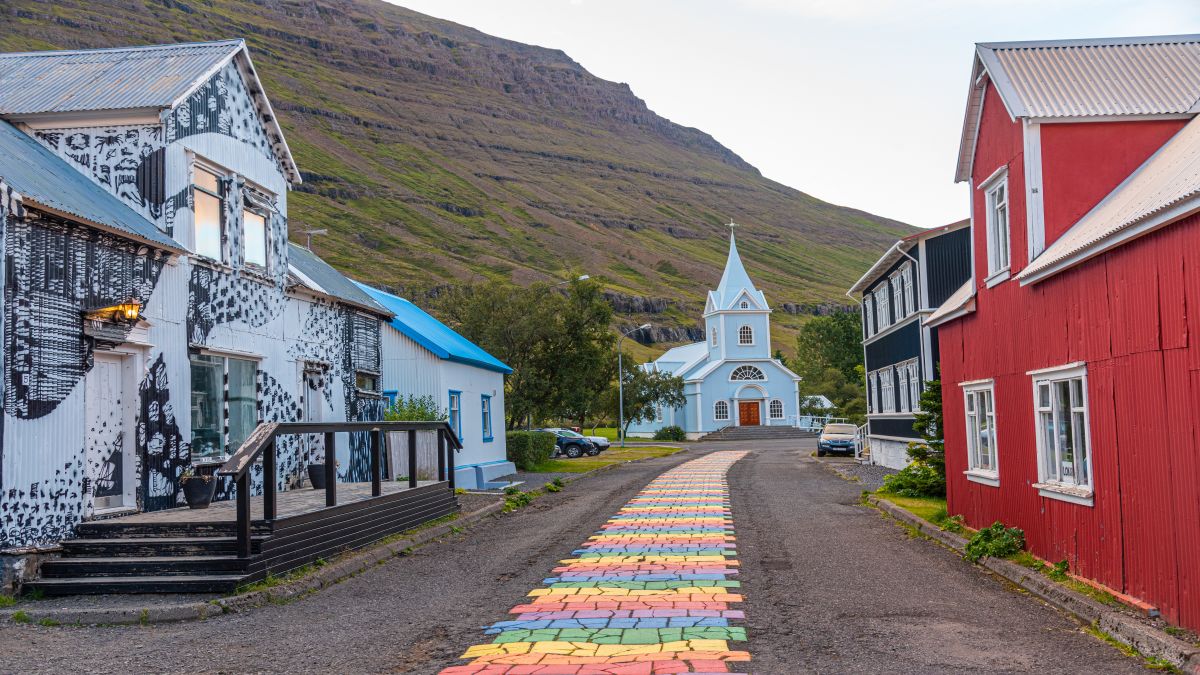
[710,233,767,311]
[0,119,183,250]
[353,282,512,374]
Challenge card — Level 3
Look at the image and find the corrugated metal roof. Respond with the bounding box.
[287,243,391,316]
[981,35,1200,119]
[354,282,513,374]
[924,281,975,327]
[0,118,182,250]
[1018,114,1200,284]
[957,34,1200,182]
[0,40,242,115]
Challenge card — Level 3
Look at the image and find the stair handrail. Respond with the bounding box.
[217,420,463,558]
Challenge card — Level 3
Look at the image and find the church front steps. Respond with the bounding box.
[698,426,818,442]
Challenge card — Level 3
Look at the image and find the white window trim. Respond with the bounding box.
[906,360,921,412]
[768,399,784,419]
[961,379,999,485]
[874,285,891,330]
[877,367,895,413]
[897,363,910,412]
[890,272,905,319]
[737,325,754,346]
[728,365,766,382]
[714,400,730,421]
[901,263,915,315]
[1030,363,1094,506]
[981,168,1011,281]
[711,330,718,347]
[863,296,875,338]
[191,158,228,263]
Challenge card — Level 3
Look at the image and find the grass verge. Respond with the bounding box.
[529,445,683,473]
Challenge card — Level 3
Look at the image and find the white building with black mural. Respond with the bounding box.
[0,40,394,563]
[847,220,971,469]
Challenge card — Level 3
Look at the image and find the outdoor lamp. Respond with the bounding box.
[116,300,142,322]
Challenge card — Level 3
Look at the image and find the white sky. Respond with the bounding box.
[392,0,1200,227]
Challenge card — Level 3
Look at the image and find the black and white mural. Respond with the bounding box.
[138,355,188,512]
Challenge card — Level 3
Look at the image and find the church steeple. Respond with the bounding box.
[708,224,768,314]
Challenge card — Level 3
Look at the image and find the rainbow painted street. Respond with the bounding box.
[441,451,750,674]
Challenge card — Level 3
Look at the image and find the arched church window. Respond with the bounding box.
[730,365,765,381]
[740,301,749,309]
[714,400,730,421]
[738,325,753,345]
[769,399,784,419]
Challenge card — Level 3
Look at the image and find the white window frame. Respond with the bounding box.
[711,330,718,347]
[962,380,999,486]
[874,285,891,330]
[890,272,905,318]
[769,399,784,419]
[866,375,874,414]
[714,400,730,421]
[907,360,921,412]
[1030,363,1093,505]
[729,365,766,381]
[738,325,754,345]
[878,368,895,413]
[897,363,910,412]
[191,160,226,263]
[901,263,915,315]
[982,168,1011,283]
[863,296,875,338]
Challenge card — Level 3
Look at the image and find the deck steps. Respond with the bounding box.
[26,483,459,595]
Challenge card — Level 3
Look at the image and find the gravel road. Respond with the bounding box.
[0,441,1145,673]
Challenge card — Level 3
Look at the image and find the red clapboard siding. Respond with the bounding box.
[939,83,1200,631]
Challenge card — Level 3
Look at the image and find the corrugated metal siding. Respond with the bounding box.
[0,41,241,114]
[864,319,920,370]
[986,39,1200,118]
[924,227,972,307]
[379,327,442,401]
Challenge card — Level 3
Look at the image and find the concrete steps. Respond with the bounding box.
[699,425,818,442]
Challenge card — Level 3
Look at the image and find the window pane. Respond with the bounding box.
[1038,383,1051,409]
[1071,378,1084,408]
[1040,410,1057,481]
[243,210,267,267]
[978,407,991,470]
[227,358,257,453]
[355,372,377,391]
[194,190,222,260]
[194,168,220,194]
[1055,381,1074,483]
[189,355,224,459]
[1073,410,1090,487]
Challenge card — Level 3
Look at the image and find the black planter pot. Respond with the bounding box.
[181,477,218,509]
[308,464,327,490]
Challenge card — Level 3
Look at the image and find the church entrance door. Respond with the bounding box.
[738,401,760,426]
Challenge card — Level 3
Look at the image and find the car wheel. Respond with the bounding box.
[566,445,582,459]
[587,447,601,456]
[817,449,826,457]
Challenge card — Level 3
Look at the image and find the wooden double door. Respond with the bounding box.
[738,401,760,426]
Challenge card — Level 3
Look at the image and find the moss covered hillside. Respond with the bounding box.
[0,0,914,356]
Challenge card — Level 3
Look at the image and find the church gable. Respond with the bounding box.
[730,289,763,311]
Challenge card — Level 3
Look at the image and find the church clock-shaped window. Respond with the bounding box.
[730,365,765,381]
[738,325,754,345]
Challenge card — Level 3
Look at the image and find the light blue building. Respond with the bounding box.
[628,232,801,440]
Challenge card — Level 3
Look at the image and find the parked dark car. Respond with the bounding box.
[544,428,608,454]
[537,429,597,458]
[817,423,859,457]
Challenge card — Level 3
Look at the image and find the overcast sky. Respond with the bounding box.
[393,0,1200,228]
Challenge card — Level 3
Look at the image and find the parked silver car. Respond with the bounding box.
[818,423,859,457]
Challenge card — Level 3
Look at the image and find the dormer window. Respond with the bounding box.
[738,325,754,345]
[192,165,224,261]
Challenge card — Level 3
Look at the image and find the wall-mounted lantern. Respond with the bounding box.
[84,299,142,324]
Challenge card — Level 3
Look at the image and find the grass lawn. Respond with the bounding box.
[584,427,618,441]
[874,492,948,523]
[529,445,683,473]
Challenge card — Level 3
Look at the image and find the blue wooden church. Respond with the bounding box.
[628,230,801,439]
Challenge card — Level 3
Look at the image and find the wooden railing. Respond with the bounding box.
[218,421,463,557]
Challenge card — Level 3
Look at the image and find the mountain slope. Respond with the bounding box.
[0,0,913,353]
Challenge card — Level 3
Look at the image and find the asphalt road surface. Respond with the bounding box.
[0,441,1146,673]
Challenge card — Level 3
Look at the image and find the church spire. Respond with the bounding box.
[711,222,767,311]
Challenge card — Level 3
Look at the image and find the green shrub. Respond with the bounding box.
[506,431,556,470]
[383,395,446,422]
[544,481,562,493]
[652,426,686,442]
[881,461,945,498]
[964,521,1025,562]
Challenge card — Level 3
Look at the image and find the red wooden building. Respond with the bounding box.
[929,35,1200,631]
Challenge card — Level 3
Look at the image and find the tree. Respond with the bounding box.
[793,311,867,423]
[435,278,616,429]
[605,366,686,439]
[908,377,945,476]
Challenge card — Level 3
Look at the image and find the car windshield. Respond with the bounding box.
[824,424,857,435]
[559,431,584,438]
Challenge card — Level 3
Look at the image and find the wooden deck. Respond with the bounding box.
[102,481,440,524]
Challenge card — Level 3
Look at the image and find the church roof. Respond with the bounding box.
[649,342,708,377]
[708,232,768,313]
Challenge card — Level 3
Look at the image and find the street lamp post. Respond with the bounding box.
[617,323,651,448]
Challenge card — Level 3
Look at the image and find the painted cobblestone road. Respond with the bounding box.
[442,451,750,674]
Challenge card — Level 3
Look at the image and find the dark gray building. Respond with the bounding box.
[848,220,971,468]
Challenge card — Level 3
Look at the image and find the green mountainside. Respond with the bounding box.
[0,0,913,356]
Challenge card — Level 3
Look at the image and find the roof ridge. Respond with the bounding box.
[0,39,244,59]
[978,34,1200,51]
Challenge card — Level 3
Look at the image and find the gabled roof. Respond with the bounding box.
[847,219,968,296]
[1018,114,1200,284]
[0,118,183,251]
[650,342,709,377]
[956,34,1200,182]
[354,282,513,374]
[708,233,768,313]
[287,243,391,316]
[0,39,300,183]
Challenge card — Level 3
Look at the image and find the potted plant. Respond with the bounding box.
[307,460,339,490]
[180,466,218,509]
